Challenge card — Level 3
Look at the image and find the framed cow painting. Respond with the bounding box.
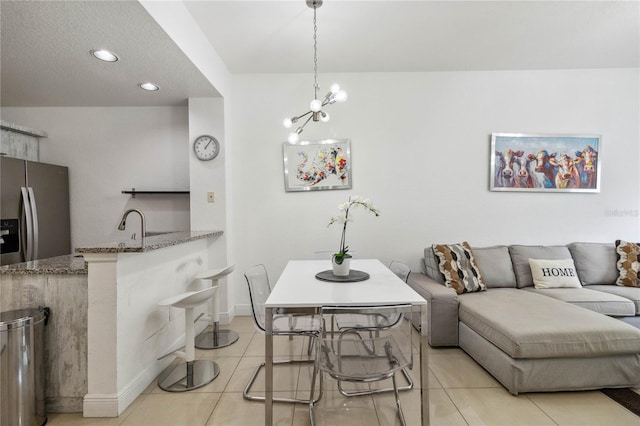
[283,139,352,192]
[490,133,601,193]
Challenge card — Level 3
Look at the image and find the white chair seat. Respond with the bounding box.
[157,286,220,392]
[158,287,218,309]
[194,264,238,350]
[195,265,235,280]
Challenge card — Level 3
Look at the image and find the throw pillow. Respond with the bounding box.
[432,242,487,294]
[528,259,582,289]
[615,240,640,287]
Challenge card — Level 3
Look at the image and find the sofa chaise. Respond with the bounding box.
[407,242,640,394]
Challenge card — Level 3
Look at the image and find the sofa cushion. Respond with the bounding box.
[528,258,581,289]
[472,246,517,288]
[432,242,487,294]
[523,287,636,317]
[509,245,572,288]
[615,240,640,287]
[458,289,640,359]
[584,284,640,314]
[423,247,444,284]
[567,242,618,285]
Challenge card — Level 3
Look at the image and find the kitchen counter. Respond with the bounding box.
[75,230,222,253]
[0,253,87,274]
[0,232,223,274]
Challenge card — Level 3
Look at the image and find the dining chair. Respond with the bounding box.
[243,264,324,404]
[309,304,414,426]
[331,261,414,396]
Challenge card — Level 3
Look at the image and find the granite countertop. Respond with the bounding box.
[0,231,223,274]
[75,230,223,254]
[0,254,87,275]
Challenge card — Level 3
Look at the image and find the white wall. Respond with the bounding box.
[229,68,640,313]
[1,107,190,248]
[188,98,233,318]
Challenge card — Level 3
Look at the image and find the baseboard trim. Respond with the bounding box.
[234,304,252,317]
[83,332,186,418]
[83,393,120,417]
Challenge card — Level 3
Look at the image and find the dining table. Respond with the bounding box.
[264,258,429,426]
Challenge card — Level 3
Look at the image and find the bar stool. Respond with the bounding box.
[157,286,220,392]
[194,265,238,349]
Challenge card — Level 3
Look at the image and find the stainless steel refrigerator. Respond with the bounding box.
[1,157,71,265]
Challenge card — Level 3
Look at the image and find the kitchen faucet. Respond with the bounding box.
[117,209,146,245]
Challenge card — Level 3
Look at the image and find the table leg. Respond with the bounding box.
[265,307,273,426]
[420,303,430,426]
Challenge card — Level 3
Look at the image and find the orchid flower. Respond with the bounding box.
[328,195,380,264]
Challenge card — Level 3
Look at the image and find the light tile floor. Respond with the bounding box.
[47,316,640,426]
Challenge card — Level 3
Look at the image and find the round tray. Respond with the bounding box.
[315,269,370,283]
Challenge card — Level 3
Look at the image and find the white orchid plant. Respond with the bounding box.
[328,195,380,264]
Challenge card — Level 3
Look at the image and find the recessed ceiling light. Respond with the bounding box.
[90,49,119,62]
[138,82,160,92]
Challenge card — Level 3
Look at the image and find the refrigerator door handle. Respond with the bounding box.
[21,187,34,261]
[28,187,39,260]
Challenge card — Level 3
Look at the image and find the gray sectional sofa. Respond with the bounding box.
[407,242,640,394]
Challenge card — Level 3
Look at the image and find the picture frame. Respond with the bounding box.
[490,133,601,193]
[283,139,352,192]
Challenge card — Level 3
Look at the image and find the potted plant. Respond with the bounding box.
[328,195,380,276]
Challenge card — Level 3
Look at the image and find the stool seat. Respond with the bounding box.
[194,265,239,350]
[158,287,217,309]
[195,265,235,280]
[157,286,220,392]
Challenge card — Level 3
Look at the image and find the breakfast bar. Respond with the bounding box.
[76,230,223,417]
[0,231,223,417]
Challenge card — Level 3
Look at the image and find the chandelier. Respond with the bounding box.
[283,0,348,143]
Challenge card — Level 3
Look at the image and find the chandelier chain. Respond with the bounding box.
[313,5,319,100]
[283,0,346,143]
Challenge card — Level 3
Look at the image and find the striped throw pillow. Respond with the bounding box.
[432,242,487,294]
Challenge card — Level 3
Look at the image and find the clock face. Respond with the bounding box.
[193,135,220,161]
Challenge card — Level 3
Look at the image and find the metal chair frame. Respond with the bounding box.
[243,264,323,405]
[331,261,414,397]
[309,304,414,426]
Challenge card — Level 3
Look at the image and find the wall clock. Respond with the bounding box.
[193,135,220,161]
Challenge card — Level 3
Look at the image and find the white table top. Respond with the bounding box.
[266,259,427,308]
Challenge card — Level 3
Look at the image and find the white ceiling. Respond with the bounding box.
[1,1,638,107]
[0,0,220,107]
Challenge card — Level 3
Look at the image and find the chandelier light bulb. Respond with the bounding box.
[283,118,293,128]
[330,83,340,94]
[288,132,300,144]
[320,112,330,123]
[334,90,348,103]
[310,99,322,112]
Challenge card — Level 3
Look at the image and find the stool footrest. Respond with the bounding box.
[197,313,214,322]
[157,345,186,361]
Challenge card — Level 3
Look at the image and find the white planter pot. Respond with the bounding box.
[332,256,351,277]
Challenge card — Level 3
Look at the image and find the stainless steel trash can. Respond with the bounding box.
[0,306,50,426]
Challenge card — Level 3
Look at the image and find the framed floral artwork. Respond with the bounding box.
[283,139,352,192]
[490,133,601,193]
